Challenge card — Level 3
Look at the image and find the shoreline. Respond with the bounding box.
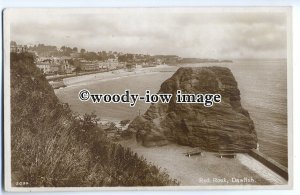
[52,62,230,90]
[53,64,176,89]
[46,69,111,82]
[47,61,229,83]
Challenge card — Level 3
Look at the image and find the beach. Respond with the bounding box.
[55,64,177,122]
[61,65,174,89]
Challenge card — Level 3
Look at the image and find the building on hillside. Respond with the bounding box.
[52,57,75,74]
[36,60,60,75]
[98,61,109,70]
[82,63,99,71]
[117,62,126,69]
[106,58,120,70]
[11,45,28,53]
[70,52,81,58]
[63,63,76,74]
[36,57,74,75]
[80,60,100,71]
[36,62,52,74]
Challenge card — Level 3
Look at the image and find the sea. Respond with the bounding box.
[55,59,288,167]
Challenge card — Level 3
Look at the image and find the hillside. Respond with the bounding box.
[10,52,178,187]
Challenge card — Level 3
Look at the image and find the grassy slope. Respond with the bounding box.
[10,52,178,187]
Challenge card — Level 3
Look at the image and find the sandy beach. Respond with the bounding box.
[118,139,287,186]
[61,65,175,89]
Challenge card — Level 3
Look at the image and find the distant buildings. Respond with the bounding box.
[10,41,38,56]
[106,58,117,68]
[106,58,123,70]
[80,58,125,72]
[36,57,75,75]
[35,57,127,75]
[80,60,100,71]
[10,43,28,53]
[98,61,109,70]
[10,41,184,76]
[36,61,57,74]
[70,52,81,58]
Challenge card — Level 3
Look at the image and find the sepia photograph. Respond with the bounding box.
[3,7,292,191]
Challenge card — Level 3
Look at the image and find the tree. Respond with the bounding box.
[71,59,82,75]
[98,51,108,61]
[118,54,134,62]
[80,48,86,54]
[74,67,82,75]
[60,46,66,52]
[84,52,98,61]
[72,47,78,52]
[10,41,17,46]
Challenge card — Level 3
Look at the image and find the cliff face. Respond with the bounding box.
[10,53,177,187]
[127,67,258,151]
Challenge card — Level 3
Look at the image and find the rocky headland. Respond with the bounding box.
[125,66,258,151]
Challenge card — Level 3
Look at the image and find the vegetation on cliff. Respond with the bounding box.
[10,52,178,187]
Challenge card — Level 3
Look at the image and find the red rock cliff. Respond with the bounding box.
[126,67,258,151]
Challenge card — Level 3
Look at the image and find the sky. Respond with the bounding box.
[7,8,288,59]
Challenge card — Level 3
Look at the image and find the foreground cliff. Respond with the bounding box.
[10,53,178,187]
[126,67,258,151]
